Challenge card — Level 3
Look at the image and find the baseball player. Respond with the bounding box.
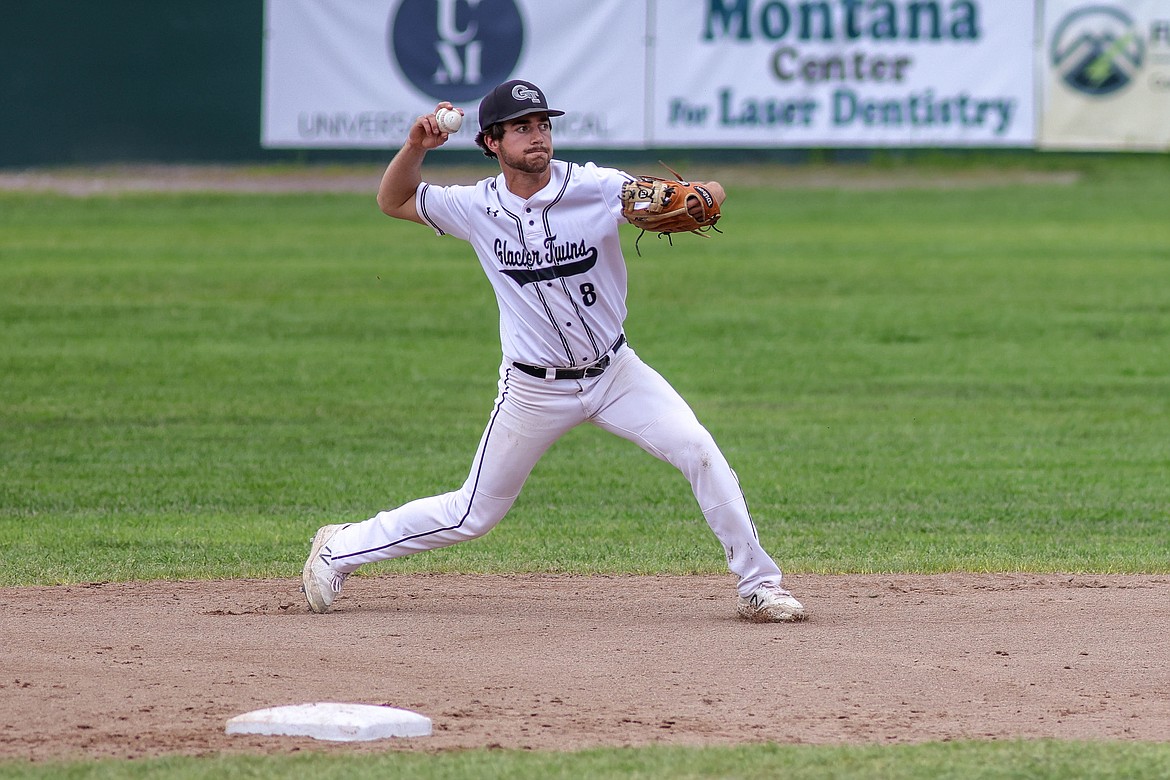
[302,79,806,623]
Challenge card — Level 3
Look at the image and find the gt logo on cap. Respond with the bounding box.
[477,79,565,131]
[512,85,541,103]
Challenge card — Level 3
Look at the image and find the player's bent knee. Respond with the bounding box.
[662,428,720,468]
[453,494,514,539]
[455,514,501,539]
[677,441,720,474]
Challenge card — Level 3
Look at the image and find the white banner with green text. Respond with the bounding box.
[262,0,1037,149]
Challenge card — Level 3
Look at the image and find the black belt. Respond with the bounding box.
[513,334,626,380]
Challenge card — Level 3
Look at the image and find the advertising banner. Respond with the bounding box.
[262,0,647,149]
[1039,0,1170,150]
[649,1,1035,147]
[263,0,1036,149]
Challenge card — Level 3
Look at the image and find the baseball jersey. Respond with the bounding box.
[416,160,633,368]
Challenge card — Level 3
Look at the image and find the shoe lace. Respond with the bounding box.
[328,571,348,594]
[758,581,793,598]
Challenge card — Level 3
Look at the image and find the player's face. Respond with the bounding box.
[495,113,553,175]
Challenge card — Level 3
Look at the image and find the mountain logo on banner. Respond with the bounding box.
[389,0,524,102]
[1050,5,1145,97]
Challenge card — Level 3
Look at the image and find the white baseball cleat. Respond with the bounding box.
[301,524,351,614]
[737,582,808,623]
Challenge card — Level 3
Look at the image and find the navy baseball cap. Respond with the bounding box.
[477,80,564,131]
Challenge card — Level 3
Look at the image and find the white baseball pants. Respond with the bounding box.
[326,345,785,596]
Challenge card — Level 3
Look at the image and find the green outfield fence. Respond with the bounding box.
[1,1,268,168]
[4,2,1165,169]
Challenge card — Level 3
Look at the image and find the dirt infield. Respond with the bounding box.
[1,573,1167,762]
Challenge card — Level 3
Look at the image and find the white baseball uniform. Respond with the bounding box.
[324,159,785,596]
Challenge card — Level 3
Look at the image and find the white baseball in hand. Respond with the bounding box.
[435,108,463,134]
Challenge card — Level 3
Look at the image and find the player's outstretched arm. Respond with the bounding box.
[377,102,461,224]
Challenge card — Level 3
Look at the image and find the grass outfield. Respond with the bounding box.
[1,153,1168,777]
[3,741,1170,780]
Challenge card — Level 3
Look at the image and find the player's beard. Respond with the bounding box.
[500,145,551,175]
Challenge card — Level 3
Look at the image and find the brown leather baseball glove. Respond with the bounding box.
[620,165,722,243]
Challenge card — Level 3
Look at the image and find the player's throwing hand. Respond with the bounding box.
[409,102,463,149]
